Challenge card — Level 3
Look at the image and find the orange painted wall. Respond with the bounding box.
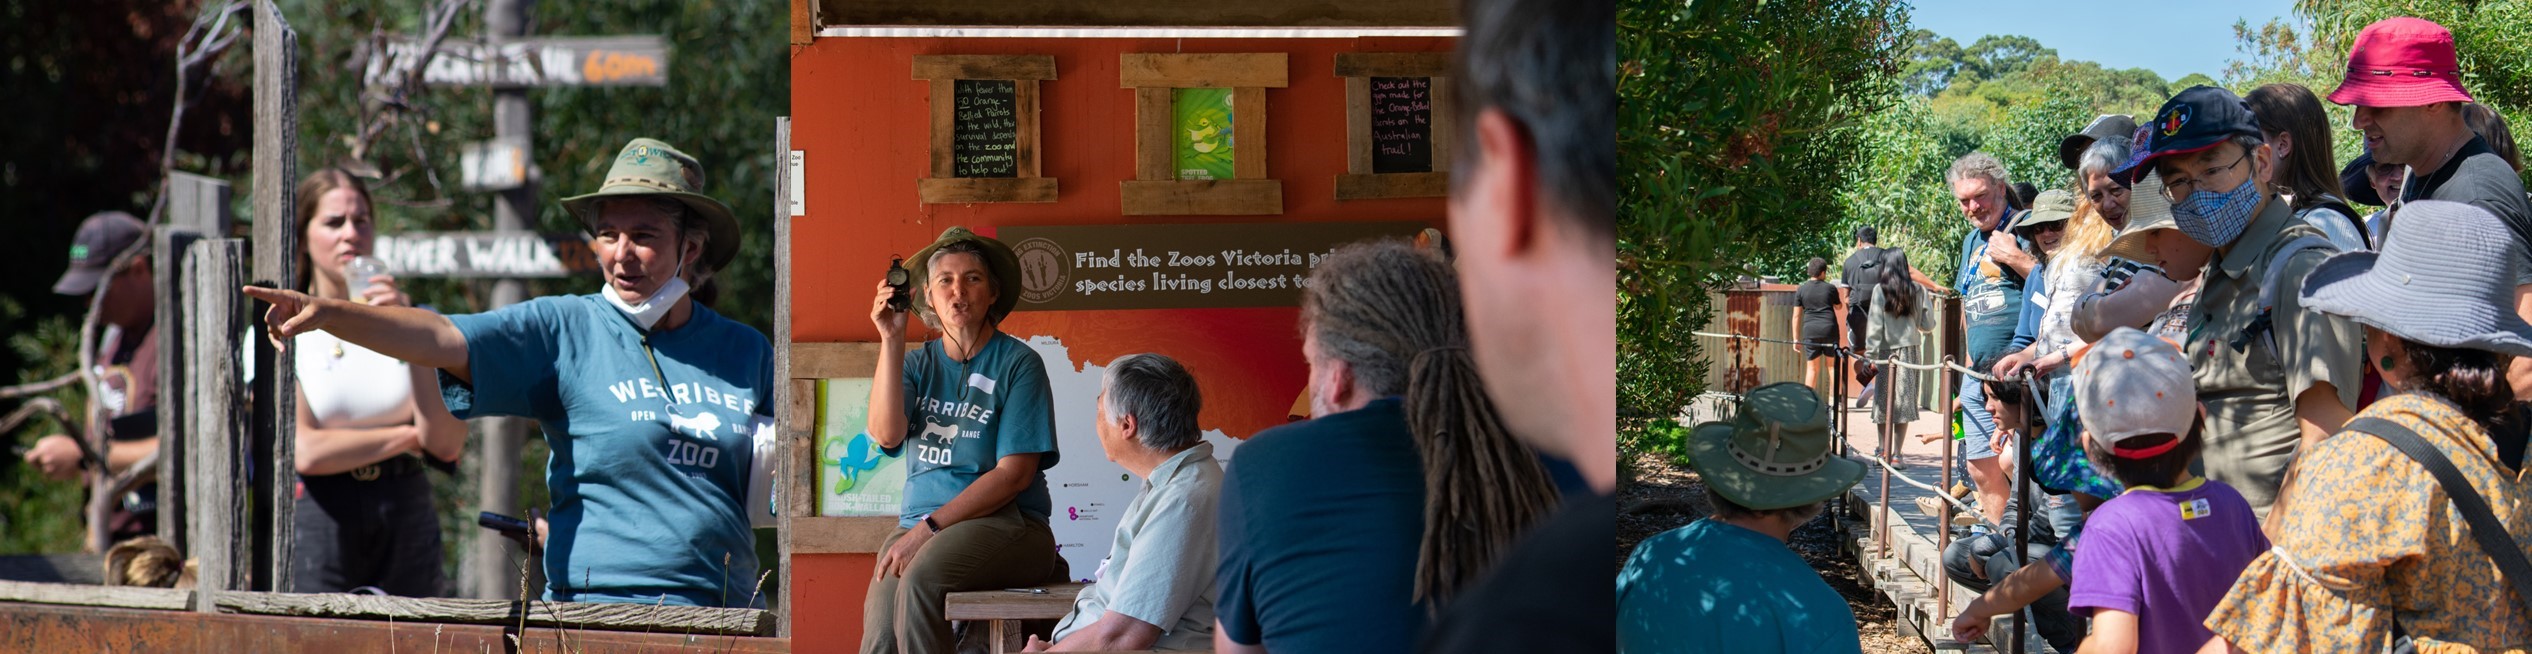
[787,34,1454,649]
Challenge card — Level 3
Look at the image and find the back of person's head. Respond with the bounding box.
[2464,102,2524,173]
[104,536,189,588]
[1703,485,1821,525]
[1450,0,1613,250]
[1100,353,1203,452]
[1805,257,1827,279]
[1876,249,1914,317]
[2399,336,2519,432]
[1855,225,1878,245]
[2074,328,2203,488]
[1301,239,1557,605]
[2011,182,2039,212]
[2246,83,2350,208]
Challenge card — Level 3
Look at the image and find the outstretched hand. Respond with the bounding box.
[241,285,329,352]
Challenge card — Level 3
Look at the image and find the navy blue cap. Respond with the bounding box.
[2114,85,2265,177]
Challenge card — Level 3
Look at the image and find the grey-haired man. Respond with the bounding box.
[1025,354,1220,652]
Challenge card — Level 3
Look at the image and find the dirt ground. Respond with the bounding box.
[1620,452,1929,654]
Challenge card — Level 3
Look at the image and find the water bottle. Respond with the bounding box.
[344,256,390,302]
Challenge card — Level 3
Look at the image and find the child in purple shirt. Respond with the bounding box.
[2066,328,2270,654]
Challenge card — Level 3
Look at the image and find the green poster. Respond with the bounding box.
[815,378,908,517]
[1173,87,1236,181]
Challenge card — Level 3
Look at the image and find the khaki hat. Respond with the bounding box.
[1685,382,1866,511]
[2014,189,2078,233]
[906,226,1023,324]
[2101,172,2176,264]
[562,138,739,271]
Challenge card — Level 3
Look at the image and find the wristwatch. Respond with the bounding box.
[924,515,943,534]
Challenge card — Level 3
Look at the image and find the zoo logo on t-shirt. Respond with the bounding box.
[605,375,757,475]
[913,374,999,469]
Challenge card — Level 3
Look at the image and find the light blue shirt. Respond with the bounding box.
[441,294,770,607]
[1618,519,1862,653]
[894,331,1058,527]
[1051,442,1222,650]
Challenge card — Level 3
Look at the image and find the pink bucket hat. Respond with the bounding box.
[2326,17,2473,107]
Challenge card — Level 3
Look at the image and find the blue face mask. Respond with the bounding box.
[2172,165,2262,247]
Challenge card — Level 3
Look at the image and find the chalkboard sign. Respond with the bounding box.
[1369,76,1434,174]
[953,79,1020,178]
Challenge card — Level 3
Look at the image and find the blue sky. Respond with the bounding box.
[1904,0,2301,83]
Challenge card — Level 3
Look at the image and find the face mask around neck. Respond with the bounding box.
[605,257,690,330]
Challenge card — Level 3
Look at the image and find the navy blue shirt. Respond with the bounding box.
[1216,397,1427,652]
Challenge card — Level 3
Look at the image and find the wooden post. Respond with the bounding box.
[186,239,248,612]
[155,172,231,554]
[463,0,538,601]
[249,0,298,593]
[773,116,796,634]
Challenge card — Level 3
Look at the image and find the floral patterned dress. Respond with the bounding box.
[2203,393,2532,653]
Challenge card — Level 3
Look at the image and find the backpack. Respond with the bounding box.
[1844,246,1883,309]
[2230,230,2337,357]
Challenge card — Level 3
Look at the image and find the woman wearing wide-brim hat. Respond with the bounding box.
[861,226,1065,654]
[1618,382,1867,653]
[2205,200,2532,651]
[245,137,776,608]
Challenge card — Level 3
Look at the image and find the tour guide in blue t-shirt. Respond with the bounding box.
[244,138,774,608]
[861,226,1064,654]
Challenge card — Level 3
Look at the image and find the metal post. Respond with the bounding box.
[2010,371,2036,654]
[1874,362,1890,557]
[464,0,538,601]
[1936,354,1955,619]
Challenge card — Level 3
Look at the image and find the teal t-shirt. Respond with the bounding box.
[894,331,1058,528]
[440,294,770,608]
[1617,519,1862,653]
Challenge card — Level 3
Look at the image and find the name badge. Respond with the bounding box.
[2179,498,2213,520]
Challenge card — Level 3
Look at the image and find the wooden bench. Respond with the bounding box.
[946,582,1085,654]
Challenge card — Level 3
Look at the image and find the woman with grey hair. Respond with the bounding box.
[1214,239,1557,652]
[862,226,1065,654]
[2078,138,2134,230]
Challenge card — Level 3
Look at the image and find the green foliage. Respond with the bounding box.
[0,297,89,554]
[1619,0,1907,484]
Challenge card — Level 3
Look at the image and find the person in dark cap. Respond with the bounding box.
[2125,85,2366,519]
[23,210,164,541]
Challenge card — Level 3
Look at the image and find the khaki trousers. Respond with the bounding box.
[860,503,1062,654]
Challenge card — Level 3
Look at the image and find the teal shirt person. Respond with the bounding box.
[1618,519,1862,653]
[441,294,771,608]
[892,331,1058,527]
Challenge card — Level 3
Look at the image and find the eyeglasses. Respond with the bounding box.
[2161,151,2251,200]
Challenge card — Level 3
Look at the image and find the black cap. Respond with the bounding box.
[54,211,146,296]
[2116,86,2264,176]
[2341,150,2393,207]
[2058,114,2138,170]
[1854,225,1877,244]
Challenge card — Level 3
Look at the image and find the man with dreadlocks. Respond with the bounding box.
[1211,240,1557,654]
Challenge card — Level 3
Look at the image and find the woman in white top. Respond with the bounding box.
[288,168,466,596]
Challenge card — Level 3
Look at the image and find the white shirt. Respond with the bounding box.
[293,329,415,429]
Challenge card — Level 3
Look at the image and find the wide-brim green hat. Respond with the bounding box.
[562,138,740,271]
[1686,382,1866,511]
[906,226,1023,324]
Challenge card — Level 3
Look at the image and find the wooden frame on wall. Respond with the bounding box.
[1119,53,1287,215]
[1334,52,1452,200]
[915,55,1058,204]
